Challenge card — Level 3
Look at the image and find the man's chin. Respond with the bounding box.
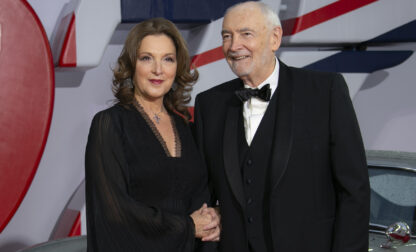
[229,65,247,75]
[231,69,250,78]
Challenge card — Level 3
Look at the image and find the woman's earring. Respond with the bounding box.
[124,78,134,89]
[171,82,177,91]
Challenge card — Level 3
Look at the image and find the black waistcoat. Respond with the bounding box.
[238,89,279,252]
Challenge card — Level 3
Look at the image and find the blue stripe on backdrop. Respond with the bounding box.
[121,0,250,23]
[303,51,413,73]
[367,20,416,43]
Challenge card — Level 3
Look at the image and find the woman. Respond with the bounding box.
[85,18,219,251]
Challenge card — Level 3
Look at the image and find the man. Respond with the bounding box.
[194,1,370,252]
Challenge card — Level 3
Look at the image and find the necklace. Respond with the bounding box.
[152,108,163,124]
[137,99,165,124]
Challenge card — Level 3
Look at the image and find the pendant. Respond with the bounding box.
[153,114,161,124]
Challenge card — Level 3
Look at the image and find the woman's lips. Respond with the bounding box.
[149,79,163,84]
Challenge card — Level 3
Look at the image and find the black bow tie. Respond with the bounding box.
[235,84,271,102]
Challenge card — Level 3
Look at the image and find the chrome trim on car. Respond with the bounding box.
[367,164,416,173]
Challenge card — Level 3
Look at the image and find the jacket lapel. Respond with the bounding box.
[223,93,246,209]
[270,62,294,192]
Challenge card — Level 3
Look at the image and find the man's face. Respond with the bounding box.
[221,5,281,86]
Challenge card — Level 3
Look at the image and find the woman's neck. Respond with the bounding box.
[134,94,164,113]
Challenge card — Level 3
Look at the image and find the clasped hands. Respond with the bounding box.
[190,203,220,242]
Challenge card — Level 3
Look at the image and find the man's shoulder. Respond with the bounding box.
[280,62,347,97]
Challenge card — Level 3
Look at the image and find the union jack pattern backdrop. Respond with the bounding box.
[0,0,415,251]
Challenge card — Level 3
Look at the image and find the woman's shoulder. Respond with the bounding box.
[90,104,133,131]
[93,104,133,120]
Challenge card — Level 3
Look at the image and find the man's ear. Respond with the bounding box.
[271,26,282,52]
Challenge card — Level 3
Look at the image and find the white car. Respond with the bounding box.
[367,150,416,251]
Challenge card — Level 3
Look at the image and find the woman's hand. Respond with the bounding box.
[190,203,221,242]
[201,206,221,242]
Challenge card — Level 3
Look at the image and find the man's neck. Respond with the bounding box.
[241,59,276,88]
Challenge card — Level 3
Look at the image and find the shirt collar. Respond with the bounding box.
[243,57,279,98]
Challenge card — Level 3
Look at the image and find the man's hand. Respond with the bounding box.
[201,206,221,241]
[190,203,221,241]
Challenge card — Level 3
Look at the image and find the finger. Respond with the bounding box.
[201,227,220,241]
[203,214,219,229]
[214,237,220,242]
[204,208,218,219]
[203,219,219,231]
[205,208,215,215]
[199,203,208,214]
[208,208,220,222]
[200,212,213,224]
[210,208,220,220]
[201,207,210,216]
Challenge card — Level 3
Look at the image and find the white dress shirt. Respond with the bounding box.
[243,57,279,145]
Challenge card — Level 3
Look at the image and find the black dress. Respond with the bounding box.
[85,102,212,252]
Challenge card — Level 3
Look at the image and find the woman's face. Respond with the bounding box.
[133,34,177,101]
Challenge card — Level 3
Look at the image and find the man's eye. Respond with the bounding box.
[222,34,231,40]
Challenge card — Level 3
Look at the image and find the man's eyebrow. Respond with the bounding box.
[238,28,254,33]
[221,29,230,35]
[221,28,254,35]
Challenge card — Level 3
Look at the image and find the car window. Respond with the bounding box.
[369,166,416,235]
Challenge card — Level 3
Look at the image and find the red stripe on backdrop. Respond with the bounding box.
[59,13,77,67]
[190,0,379,68]
[191,46,224,69]
[188,107,195,122]
[282,0,379,35]
[68,212,81,237]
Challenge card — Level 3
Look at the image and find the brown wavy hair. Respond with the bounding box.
[112,18,198,122]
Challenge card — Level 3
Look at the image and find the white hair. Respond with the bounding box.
[225,1,282,29]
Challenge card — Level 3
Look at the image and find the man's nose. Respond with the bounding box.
[229,36,242,51]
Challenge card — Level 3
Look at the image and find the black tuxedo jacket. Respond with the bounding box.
[194,61,370,252]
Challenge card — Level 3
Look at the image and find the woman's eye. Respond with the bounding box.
[165,57,176,62]
[139,56,151,61]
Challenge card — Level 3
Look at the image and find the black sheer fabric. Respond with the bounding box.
[85,104,212,252]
